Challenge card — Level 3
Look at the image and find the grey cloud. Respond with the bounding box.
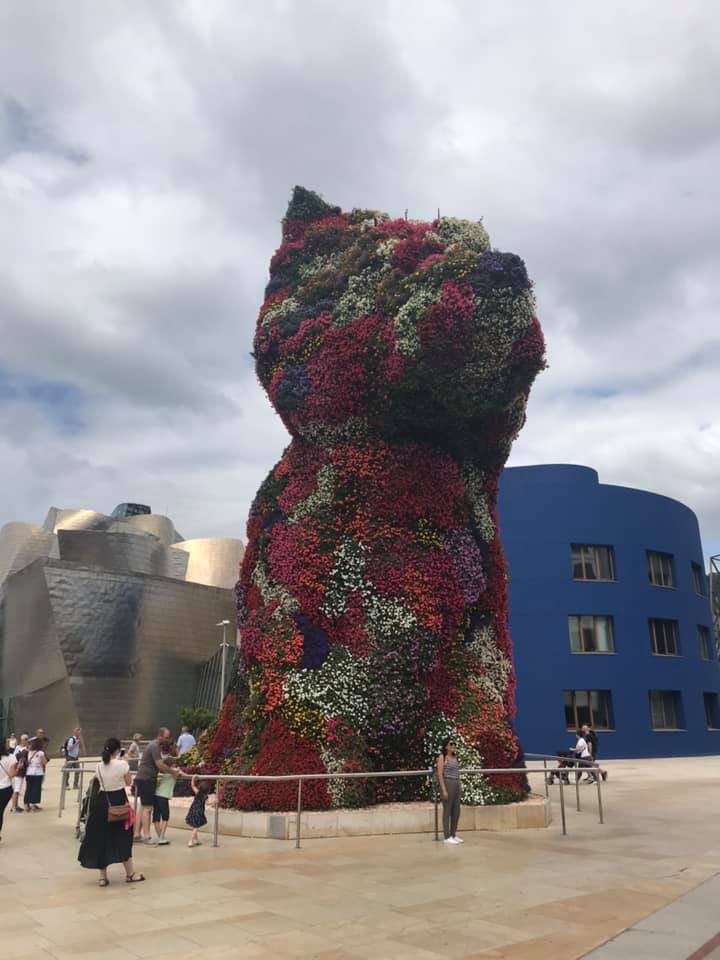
[0,0,718,550]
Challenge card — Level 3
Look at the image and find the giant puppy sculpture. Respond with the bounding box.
[208,187,546,810]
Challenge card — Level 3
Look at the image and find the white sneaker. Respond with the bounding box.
[443,838,456,844]
[452,836,464,843]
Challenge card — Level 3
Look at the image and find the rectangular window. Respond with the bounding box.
[647,551,674,588]
[563,689,612,730]
[649,619,680,656]
[704,693,720,730]
[699,626,713,661]
[693,563,707,597]
[649,690,682,730]
[569,615,615,653]
[571,544,616,581]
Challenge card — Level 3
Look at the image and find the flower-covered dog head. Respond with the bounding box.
[254,187,545,463]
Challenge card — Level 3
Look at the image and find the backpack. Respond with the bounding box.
[15,749,28,777]
[61,736,74,757]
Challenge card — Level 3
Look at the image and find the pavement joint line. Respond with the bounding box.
[687,932,720,960]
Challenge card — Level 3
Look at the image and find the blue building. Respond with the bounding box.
[498,465,718,758]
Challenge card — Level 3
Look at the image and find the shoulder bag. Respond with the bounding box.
[96,764,131,822]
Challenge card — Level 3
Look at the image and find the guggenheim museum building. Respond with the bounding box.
[0,502,242,752]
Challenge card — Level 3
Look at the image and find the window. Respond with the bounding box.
[699,626,713,661]
[564,690,612,730]
[571,544,615,581]
[649,690,682,730]
[649,619,680,656]
[647,551,674,588]
[704,693,720,730]
[568,615,615,653]
[693,563,707,597]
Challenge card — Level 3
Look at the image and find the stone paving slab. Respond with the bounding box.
[584,873,720,959]
[3,757,720,959]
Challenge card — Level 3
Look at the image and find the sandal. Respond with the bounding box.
[98,878,109,887]
[125,873,145,883]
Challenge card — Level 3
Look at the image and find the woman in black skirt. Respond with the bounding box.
[78,737,144,887]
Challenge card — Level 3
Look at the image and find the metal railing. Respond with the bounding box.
[58,757,605,848]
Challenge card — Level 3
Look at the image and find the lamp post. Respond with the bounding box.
[216,620,231,710]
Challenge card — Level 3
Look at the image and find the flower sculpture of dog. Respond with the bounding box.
[208,187,546,810]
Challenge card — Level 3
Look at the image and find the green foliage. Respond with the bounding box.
[179,706,217,737]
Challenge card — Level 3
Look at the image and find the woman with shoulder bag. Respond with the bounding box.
[24,737,48,811]
[78,737,145,887]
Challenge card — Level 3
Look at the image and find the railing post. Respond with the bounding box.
[295,778,302,849]
[433,772,440,841]
[58,766,67,818]
[75,767,85,836]
[558,773,567,836]
[575,767,581,812]
[543,758,548,798]
[595,772,604,825]
[213,778,221,847]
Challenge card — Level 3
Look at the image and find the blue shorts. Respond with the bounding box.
[135,778,156,807]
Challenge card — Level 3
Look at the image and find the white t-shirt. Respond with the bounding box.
[575,737,591,760]
[96,758,130,793]
[0,755,16,789]
[26,750,46,776]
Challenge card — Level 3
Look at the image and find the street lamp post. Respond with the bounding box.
[216,620,231,710]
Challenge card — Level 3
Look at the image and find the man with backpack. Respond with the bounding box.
[62,727,85,790]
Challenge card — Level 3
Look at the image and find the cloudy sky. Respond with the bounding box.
[1,0,718,560]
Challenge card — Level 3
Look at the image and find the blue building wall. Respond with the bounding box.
[498,464,718,758]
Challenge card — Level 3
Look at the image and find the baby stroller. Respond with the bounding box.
[546,750,576,785]
[75,778,96,840]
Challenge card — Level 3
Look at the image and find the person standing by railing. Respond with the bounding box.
[62,727,85,790]
[133,728,179,845]
[125,734,142,773]
[436,738,463,845]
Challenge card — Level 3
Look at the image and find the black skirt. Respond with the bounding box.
[78,788,133,870]
[24,775,43,805]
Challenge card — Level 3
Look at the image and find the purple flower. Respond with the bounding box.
[294,614,330,669]
[443,529,486,603]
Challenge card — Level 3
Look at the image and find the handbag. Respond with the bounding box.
[96,765,131,823]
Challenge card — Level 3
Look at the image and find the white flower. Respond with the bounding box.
[435,217,490,253]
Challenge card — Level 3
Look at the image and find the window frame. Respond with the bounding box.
[568,614,616,654]
[571,544,616,582]
[563,689,613,731]
[647,550,675,588]
[692,563,707,597]
[698,625,713,661]
[649,618,680,657]
[703,692,720,731]
[648,690,683,731]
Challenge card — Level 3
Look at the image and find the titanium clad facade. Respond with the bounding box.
[0,502,242,751]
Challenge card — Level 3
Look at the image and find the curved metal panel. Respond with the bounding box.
[172,538,245,589]
[57,529,169,577]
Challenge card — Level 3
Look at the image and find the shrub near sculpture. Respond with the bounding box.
[207,187,546,810]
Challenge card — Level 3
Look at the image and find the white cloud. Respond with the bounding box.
[0,0,718,560]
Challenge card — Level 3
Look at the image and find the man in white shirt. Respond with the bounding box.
[62,727,85,790]
[571,731,596,784]
[176,726,196,756]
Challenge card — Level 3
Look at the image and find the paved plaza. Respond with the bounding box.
[2,757,720,959]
